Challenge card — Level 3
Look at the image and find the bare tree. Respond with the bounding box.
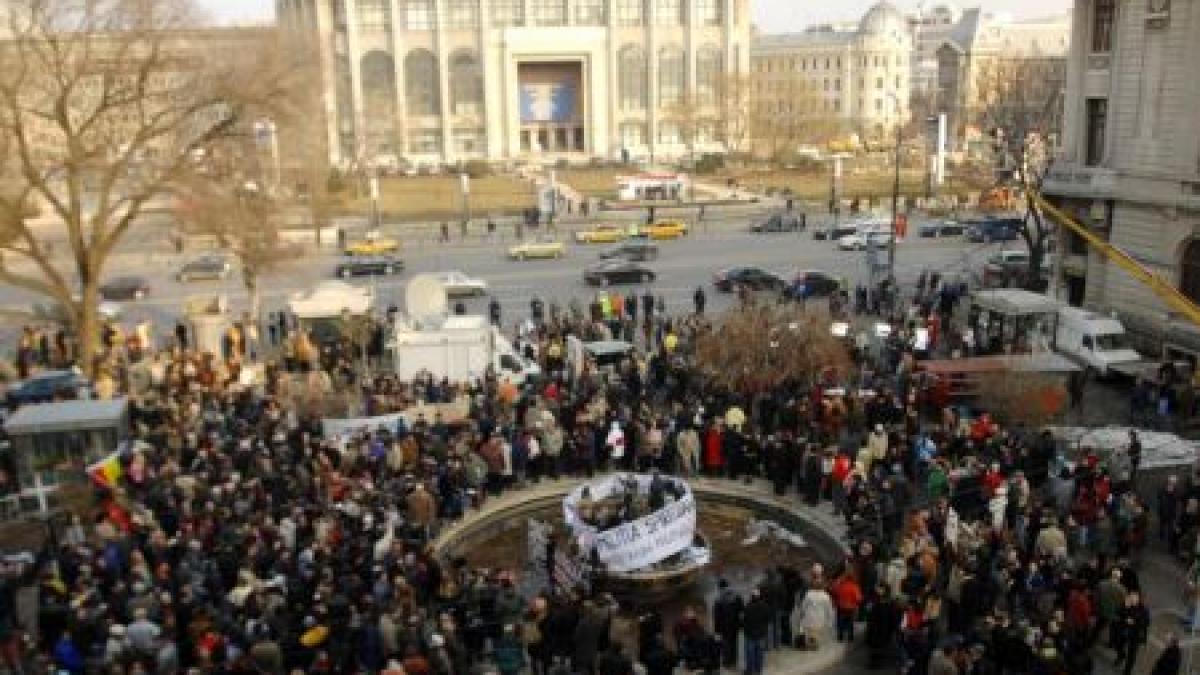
[747,74,846,162]
[692,302,851,394]
[714,73,755,158]
[972,57,1066,290]
[0,0,302,376]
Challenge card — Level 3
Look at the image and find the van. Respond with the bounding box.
[1054,306,1143,376]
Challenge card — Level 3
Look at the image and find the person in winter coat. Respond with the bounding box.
[865,587,899,668]
[494,624,526,675]
[574,600,607,673]
[742,590,771,675]
[793,584,835,648]
[831,572,864,642]
[640,634,678,675]
[703,423,724,475]
[1116,591,1151,675]
[1152,633,1182,675]
[711,579,744,668]
[676,426,700,476]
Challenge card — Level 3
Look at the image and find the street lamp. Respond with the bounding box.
[886,92,902,283]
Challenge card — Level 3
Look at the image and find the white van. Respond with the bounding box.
[1054,306,1143,376]
[391,315,541,385]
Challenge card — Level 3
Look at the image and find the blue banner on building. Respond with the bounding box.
[520,83,576,123]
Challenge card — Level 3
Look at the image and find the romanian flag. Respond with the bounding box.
[86,451,124,489]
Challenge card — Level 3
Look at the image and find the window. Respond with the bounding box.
[876,77,883,89]
[658,47,685,106]
[356,0,391,32]
[405,0,434,29]
[618,46,648,111]
[1181,239,1200,305]
[696,0,721,25]
[453,129,485,154]
[658,121,681,144]
[656,0,682,25]
[696,47,723,105]
[531,0,566,25]
[620,122,646,147]
[575,0,605,24]
[875,98,882,112]
[361,51,398,149]
[1091,0,1115,53]
[491,0,524,25]
[1085,98,1108,166]
[449,50,482,116]
[405,49,440,115]
[615,0,643,25]
[445,0,478,28]
[409,130,442,153]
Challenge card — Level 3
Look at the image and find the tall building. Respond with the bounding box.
[1044,0,1200,357]
[911,5,1069,152]
[750,1,912,146]
[277,0,751,167]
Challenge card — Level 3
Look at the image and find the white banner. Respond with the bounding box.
[563,474,697,573]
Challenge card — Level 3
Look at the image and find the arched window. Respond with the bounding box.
[696,46,723,106]
[1181,239,1200,304]
[618,45,647,111]
[405,49,440,116]
[449,50,483,116]
[658,46,685,106]
[360,50,398,153]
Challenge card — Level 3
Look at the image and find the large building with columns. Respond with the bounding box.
[276,0,751,167]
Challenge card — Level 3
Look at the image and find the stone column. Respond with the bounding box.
[434,0,453,162]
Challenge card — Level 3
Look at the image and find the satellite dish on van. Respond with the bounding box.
[406,274,448,329]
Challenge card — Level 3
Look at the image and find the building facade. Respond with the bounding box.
[749,1,912,148]
[277,0,751,167]
[1044,0,1200,356]
[913,6,1069,152]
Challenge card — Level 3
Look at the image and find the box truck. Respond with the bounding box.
[390,315,540,385]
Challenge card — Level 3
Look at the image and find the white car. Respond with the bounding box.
[435,270,488,297]
[837,229,894,251]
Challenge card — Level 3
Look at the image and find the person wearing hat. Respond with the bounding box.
[711,579,744,668]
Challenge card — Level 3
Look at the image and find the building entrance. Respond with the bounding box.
[518,61,585,154]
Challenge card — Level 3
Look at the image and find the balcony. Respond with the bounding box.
[1042,165,1119,198]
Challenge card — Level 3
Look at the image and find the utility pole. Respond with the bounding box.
[888,93,902,282]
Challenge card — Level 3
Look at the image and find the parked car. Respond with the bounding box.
[176,255,232,282]
[434,270,488,297]
[713,266,786,293]
[5,370,90,408]
[982,249,1030,286]
[99,276,150,301]
[837,228,894,251]
[599,241,659,262]
[965,217,1022,242]
[783,270,841,300]
[508,236,566,260]
[583,260,656,286]
[918,220,965,238]
[750,213,803,233]
[344,230,400,256]
[813,222,864,241]
[334,255,404,278]
[574,225,627,244]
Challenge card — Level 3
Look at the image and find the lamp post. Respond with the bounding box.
[886,92,902,283]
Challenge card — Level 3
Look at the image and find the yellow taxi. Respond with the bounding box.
[344,230,400,256]
[574,224,627,244]
[641,219,689,240]
[508,236,566,260]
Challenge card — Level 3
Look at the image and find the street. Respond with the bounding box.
[0,210,1010,339]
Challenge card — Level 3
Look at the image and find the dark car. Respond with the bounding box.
[713,266,786,293]
[966,217,1022,243]
[599,241,660,262]
[751,213,803,233]
[334,255,405,278]
[5,370,90,408]
[176,255,232,282]
[784,270,840,300]
[918,220,965,238]
[813,223,862,241]
[583,261,656,286]
[99,276,150,301]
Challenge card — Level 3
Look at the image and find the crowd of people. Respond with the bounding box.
[0,275,1196,675]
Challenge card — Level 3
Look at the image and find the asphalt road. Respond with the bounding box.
[0,212,1011,338]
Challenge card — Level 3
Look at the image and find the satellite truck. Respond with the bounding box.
[389,275,541,385]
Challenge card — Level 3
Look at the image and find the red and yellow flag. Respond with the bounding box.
[86,451,123,488]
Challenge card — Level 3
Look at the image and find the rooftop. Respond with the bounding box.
[4,398,129,435]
